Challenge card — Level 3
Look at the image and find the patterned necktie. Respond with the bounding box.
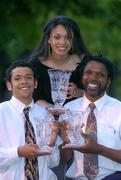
[23,107,39,180]
[83,103,98,180]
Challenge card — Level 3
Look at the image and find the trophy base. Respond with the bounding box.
[64,143,81,148]
[38,145,53,153]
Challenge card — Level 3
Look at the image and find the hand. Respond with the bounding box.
[18,144,51,158]
[49,120,59,147]
[59,121,70,144]
[48,107,66,115]
[62,130,100,154]
[80,131,100,153]
[67,82,84,99]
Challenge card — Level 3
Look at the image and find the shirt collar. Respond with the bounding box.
[10,96,34,114]
[82,93,108,111]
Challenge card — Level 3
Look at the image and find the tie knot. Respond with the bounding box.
[23,107,30,115]
[89,103,95,111]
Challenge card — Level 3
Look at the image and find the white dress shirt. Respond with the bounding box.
[0,96,60,180]
[64,93,121,180]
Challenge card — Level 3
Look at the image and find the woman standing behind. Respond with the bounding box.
[28,16,90,113]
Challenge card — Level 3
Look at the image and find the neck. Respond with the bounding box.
[50,53,70,64]
[14,95,32,105]
[85,93,105,102]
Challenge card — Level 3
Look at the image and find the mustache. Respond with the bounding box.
[88,80,98,84]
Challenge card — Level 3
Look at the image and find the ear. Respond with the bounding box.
[6,81,12,91]
[48,37,51,44]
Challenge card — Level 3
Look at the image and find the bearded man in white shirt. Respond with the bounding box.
[59,54,121,180]
[0,60,60,180]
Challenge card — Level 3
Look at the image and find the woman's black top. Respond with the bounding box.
[30,59,81,105]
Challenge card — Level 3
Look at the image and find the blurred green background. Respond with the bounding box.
[1,0,121,101]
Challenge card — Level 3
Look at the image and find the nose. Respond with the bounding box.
[60,37,66,44]
[21,78,28,83]
[90,73,97,80]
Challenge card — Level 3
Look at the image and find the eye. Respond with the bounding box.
[97,73,105,78]
[66,35,70,40]
[14,77,21,81]
[54,35,60,40]
[26,75,33,79]
[84,70,92,76]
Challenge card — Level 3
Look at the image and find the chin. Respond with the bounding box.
[21,94,32,99]
[87,89,98,96]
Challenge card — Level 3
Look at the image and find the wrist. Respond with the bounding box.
[17,147,22,157]
[48,137,56,147]
[97,143,105,155]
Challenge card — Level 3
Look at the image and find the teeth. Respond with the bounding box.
[22,87,29,89]
[58,47,66,50]
[88,84,97,88]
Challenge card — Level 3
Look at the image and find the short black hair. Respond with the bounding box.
[4,60,38,82]
[75,54,115,88]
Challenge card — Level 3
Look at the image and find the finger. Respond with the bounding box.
[59,121,68,127]
[37,151,52,156]
[67,91,72,96]
[81,123,85,128]
[66,94,73,99]
[68,82,73,87]
[68,83,76,88]
[80,130,89,139]
[62,144,81,150]
[51,121,59,128]
[28,143,39,148]
[62,143,87,153]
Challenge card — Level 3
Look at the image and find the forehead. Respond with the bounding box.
[51,25,69,35]
[84,61,107,73]
[11,67,33,77]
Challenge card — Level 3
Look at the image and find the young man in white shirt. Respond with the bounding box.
[0,60,60,180]
[59,55,121,180]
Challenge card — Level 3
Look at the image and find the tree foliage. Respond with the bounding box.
[0,0,121,101]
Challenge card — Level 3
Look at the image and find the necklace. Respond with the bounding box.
[42,54,80,70]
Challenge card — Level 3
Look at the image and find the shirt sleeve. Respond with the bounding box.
[0,107,20,171]
[0,146,19,171]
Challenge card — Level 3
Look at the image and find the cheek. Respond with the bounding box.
[50,40,57,48]
[98,79,108,89]
[82,76,87,83]
[49,36,57,44]
[67,40,72,47]
[81,79,86,87]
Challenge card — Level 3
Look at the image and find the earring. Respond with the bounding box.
[48,43,51,56]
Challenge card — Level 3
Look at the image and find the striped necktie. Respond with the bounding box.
[83,103,98,180]
[23,107,39,180]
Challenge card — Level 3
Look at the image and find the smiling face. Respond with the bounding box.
[82,61,110,101]
[48,25,72,56]
[6,67,37,105]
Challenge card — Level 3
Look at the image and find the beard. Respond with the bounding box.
[83,81,108,98]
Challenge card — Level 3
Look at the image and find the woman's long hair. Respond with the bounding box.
[29,16,90,61]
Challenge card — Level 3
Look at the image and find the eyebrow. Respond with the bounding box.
[13,74,33,77]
